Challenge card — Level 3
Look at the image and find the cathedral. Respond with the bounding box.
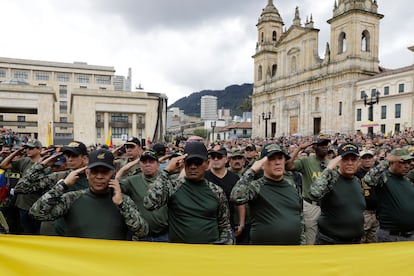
[251,0,412,137]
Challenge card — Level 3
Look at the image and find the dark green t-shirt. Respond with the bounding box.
[318,176,365,240]
[294,156,328,199]
[249,178,302,245]
[376,171,414,232]
[168,179,221,244]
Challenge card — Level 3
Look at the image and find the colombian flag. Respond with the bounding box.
[105,128,113,148]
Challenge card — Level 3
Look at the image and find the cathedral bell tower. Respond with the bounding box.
[253,0,284,86]
[327,0,384,73]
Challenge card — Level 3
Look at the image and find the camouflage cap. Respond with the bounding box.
[390,148,414,161]
[230,149,244,158]
[314,133,330,145]
[260,143,290,160]
[140,150,159,162]
[24,139,42,148]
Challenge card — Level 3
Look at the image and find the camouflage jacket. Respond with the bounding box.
[143,170,233,245]
[14,163,69,194]
[363,160,393,188]
[29,180,149,238]
[230,168,306,245]
[309,168,342,200]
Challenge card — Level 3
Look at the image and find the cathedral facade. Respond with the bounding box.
[252,0,385,137]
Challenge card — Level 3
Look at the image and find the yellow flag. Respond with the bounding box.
[46,122,53,146]
[105,128,113,147]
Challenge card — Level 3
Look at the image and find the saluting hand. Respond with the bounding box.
[64,166,87,186]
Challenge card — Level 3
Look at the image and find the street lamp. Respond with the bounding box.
[262,112,271,138]
[211,121,216,142]
[362,89,380,137]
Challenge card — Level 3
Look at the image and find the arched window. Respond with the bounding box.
[361,30,370,52]
[291,56,297,73]
[271,64,277,77]
[272,31,277,41]
[261,32,264,43]
[258,65,263,81]
[338,32,347,54]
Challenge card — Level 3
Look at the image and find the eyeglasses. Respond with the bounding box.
[209,154,224,160]
[185,158,204,166]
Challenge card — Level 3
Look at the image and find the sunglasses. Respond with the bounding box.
[209,154,224,160]
[185,158,204,166]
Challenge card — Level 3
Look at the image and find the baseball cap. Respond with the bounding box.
[208,144,227,156]
[360,150,374,158]
[230,149,244,158]
[338,143,359,157]
[24,139,42,148]
[184,141,208,161]
[314,134,330,145]
[124,137,141,147]
[62,141,88,156]
[88,149,115,170]
[54,156,66,166]
[245,144,256,151]
[260,143,290,160]
[390,148,414,161]
[140,150,159,162]
[152,143,167,156]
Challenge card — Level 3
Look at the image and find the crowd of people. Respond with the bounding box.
[1,128,414,245]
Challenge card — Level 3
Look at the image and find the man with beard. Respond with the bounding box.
[120,150,168,242]
[286,134,330,244]
[15,141,89,235]
[364,148,414,242]
[310,143,365,245]
[144,142,232,244]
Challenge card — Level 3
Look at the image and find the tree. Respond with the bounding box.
[238,96,252,112]
[193,128,208,138]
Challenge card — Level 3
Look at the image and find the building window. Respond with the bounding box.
[381,106,387,119]
[380,124,386,134]
[338,32,347,54]
[99,87,107,91]
[258,65,262,81]
[112,127,128,138]
[14,71,28,79]
[0,115,3,121]
[56,73,70,82]
[361,30,370,52]
[339,102,343,116]
[96,76,111,85]
[360,91,365,99]
[80,86,87,89]
[97,114,102,122]
[60,101,68,114]
[272,31,277,41]
[291,56,297,73]
[17,115,25,122]
[261,32,264,43]
[111,113,129,122]
[60,117,67,130]
[383,86,389,95]
[76,74,90,84]
[0,70,6,78]
[395,123,400,133]
[243,129,247,135]
[371,89,377,97]
[35,71,50,81]
[271,64,277,77]
[398,83,405,93]
[59,85,67,99]
[97,128,102,139]
[395,104,401,118]
[356,108,362,121]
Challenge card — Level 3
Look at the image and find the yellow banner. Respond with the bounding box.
[0,235,413,275]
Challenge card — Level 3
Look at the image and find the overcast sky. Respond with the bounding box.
[1,0,413,104]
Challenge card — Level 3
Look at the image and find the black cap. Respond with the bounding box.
[245,144,256,151]
[140,150,159,162]
[124,137,141,147]
[88,149,115,170]
[62,141,88,156]
[152,143,167,156]
[208,144,227,156]
[314,134,330,146]
[338,143,359,157]
[260,143,290,160]
[184,142,208,161]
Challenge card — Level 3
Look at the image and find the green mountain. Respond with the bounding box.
[169,83,253,117]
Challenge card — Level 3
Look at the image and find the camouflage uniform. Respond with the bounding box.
[231,168,305,245]
[29,180,148,240]
[143,170,233,245]
[114,158,141,179]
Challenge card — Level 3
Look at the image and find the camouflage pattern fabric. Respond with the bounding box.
[29,181,149,238]
[143,170,233,245]
[363,160,390,188]
[309,168,339,200]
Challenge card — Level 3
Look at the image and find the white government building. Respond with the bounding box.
[0,57,167,146]
[252,0,414,138]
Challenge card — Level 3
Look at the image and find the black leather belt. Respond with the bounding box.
[304,198,320,206]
